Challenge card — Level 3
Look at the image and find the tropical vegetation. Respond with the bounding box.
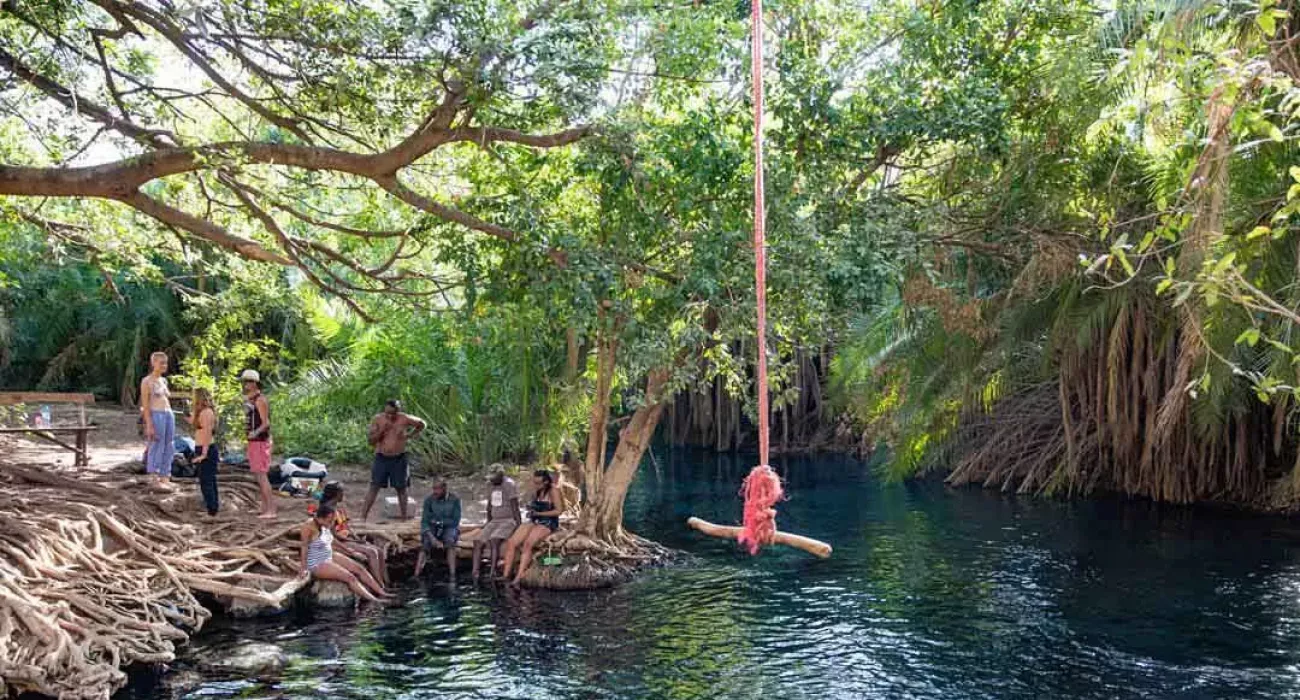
[3,0,1300,540]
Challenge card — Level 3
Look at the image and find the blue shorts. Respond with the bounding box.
[372,452,409,489]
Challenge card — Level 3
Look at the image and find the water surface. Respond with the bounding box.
[125,450,1300,699]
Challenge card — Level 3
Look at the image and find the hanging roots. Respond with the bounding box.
[738,465,783,555]
[0,461,412,700]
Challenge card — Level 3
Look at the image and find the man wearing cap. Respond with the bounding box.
[361,399,427,521]
[241,369,276,519]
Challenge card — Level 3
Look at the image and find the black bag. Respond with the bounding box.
[171,436,197,478]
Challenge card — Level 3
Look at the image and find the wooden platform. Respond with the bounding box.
[0,392,96,466]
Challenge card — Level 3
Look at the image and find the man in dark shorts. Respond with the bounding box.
[360,400,426,521]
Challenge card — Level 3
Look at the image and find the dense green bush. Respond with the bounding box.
[273,307,587,471]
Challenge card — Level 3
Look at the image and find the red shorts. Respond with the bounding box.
[248,440,272,474]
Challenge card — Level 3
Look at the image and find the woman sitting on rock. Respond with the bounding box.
[299,504,389,604]
[500,469,565,585]
[311,482,388,588]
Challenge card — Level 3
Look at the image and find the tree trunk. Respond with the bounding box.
[565,326,580,384]
[715,375,725,452]
[580,370,670,542]
[583,313,618,503]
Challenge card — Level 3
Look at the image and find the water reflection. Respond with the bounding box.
[128,449,1300,699]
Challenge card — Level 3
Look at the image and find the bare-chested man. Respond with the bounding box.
[360,400,426,521]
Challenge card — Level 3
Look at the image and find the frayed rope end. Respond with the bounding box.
[737,464,783,555]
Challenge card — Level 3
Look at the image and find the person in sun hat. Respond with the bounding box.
[241,369,276,519]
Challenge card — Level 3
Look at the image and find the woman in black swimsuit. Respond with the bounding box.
[500,469,565,584]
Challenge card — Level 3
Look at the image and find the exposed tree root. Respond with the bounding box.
[0,461,414,700]
[515,528,676,590]
[0,455,677,697]
[942,294,1298,508]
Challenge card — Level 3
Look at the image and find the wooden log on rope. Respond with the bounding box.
[686,516,833,558]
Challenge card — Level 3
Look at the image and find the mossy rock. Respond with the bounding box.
[311,580,355,607]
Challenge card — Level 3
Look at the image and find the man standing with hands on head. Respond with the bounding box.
[361,400,426,521]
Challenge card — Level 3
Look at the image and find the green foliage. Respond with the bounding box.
[0,215,315,426]
[829,0,1300,499]
[6,0,1298,508]
[274,306,580,470]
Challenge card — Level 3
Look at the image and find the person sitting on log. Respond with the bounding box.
[311,482,388,588]
[299,504,389,604]
[500,469,565,585]
[415,478,461,580]
[472,468,521,581]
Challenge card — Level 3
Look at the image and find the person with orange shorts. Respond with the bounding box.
[241,369,276,519]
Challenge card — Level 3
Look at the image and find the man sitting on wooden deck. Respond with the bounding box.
[414,478,461,581]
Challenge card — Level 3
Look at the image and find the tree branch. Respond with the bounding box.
[220,178,374,319]
[95,0,312,143]
[234,181,410,239]
[373,175,521,244]
[0,46,173,148]
[447,125,592,149]
[116,190,291,265]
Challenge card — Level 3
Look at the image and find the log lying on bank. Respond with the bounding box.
[686,516,833,558]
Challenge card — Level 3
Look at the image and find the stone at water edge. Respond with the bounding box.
[198,642,287,676]
[160,669,205,694]
[381,495,419,519]
[313,580,355,607]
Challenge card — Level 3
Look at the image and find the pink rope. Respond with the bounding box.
[739,0,780,556]
[751,0,769,470]
[739,464,782,554]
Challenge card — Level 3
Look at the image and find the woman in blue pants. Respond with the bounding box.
[140,352,174,488]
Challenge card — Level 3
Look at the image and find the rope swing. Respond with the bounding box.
[687,0,832,559]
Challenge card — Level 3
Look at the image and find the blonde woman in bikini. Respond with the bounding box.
[140,351,174,488]
[190,388,220,516]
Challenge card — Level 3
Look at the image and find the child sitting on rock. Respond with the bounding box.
[299,504,390,604]
[310,482,389,588]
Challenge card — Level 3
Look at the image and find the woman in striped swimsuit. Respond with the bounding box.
[299,505,388,604]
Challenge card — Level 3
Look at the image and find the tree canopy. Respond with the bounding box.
[6,0,1300,513]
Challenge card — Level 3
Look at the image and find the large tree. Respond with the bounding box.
[0,0,624,316]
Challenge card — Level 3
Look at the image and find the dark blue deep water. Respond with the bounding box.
[125,450,1300,699]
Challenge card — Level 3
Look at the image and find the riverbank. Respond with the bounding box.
[0,407,666,699]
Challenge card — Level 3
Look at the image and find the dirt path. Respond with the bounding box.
[0,404,145,474]
[0,404,500,523]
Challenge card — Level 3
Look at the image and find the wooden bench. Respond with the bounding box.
[0,392,97,466]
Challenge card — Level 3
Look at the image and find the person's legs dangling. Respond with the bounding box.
[512,525,552,585]
[500,524,533,581]
[312,561,380,603]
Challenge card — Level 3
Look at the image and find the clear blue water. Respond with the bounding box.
[124,450,1300,699]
